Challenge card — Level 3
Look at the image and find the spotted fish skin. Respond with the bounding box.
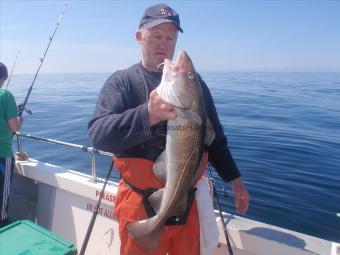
[127,51,214,253]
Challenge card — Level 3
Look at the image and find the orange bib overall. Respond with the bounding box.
[114,155,208,255]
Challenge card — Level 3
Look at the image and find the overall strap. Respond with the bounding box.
[123,176,196,225]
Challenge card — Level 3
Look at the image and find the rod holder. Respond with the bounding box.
[16,133,22,153]
[90,151,97,183]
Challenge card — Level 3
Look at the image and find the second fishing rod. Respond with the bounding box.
[17,0,70,118]
[5,51,20,91]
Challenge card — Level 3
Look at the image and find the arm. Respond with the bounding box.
[200,78,249,214]
[8,117,22,132]
[200,80,240,181]
[88,71,158,153]
[3,91,21,132]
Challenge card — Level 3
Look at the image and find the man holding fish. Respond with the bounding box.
[88,3,249,255]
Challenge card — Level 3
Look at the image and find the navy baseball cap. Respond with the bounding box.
[139,3,183,33]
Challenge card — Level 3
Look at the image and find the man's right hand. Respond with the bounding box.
[8,116,23,133]
[148,89,176,126]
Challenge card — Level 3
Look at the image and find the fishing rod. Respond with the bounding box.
[18,0,70,117]
[79,160,115,255]
[208,164,234,255]
[5,50,20,90]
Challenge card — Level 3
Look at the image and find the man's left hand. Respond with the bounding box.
[232,177,249,214]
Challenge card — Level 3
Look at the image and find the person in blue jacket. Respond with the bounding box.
[88,3,249,254]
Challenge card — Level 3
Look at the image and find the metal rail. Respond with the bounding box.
[15,132,114,182]
[15,133,339,220]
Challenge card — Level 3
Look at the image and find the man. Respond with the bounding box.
[88,3,249,254]
[0,62,22,226]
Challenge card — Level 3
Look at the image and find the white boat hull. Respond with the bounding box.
[7,159,338,255]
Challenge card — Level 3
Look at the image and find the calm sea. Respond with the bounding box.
[7,71,340,243]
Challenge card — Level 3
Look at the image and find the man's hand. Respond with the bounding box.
[8,116,23,133]
[232,177,249,214]
[148,89,176,126]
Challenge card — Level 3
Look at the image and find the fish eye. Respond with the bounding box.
[188,72,195,80]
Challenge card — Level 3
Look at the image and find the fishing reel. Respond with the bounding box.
[18,104,32,115]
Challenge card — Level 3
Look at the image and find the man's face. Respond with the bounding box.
[137,22,178,72]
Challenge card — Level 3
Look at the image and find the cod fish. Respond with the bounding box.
[127,51,215,252]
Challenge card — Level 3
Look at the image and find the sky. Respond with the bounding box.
[1,0,340,74]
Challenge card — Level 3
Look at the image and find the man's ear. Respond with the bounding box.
[136,30,142,44]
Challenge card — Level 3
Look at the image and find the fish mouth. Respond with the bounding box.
[158,59,176,74]
[175,51,195,74]
[159,51,191,74]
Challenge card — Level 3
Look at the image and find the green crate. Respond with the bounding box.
[0,220,77,255]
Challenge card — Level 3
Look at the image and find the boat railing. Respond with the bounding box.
[13,133,340,220]
[14,132,114,183]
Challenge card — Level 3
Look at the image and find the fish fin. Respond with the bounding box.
[128,219,163,253]
[148,189,187,217]
[153,150,167,182]
[170,193,188,216]
[148,189,164,214]
[177,110,202,125]
[193,153,208,183]
[204,117,215,146]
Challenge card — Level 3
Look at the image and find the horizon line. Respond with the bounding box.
[8,70,340,76]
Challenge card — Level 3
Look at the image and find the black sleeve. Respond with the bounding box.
[88,71,156,153]
[200,77,241,182]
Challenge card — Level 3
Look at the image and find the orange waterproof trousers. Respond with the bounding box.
[113,157,204,255]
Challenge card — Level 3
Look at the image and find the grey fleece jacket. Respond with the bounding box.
[88,63,240,182]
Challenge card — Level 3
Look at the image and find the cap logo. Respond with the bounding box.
[160,8,175,16]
